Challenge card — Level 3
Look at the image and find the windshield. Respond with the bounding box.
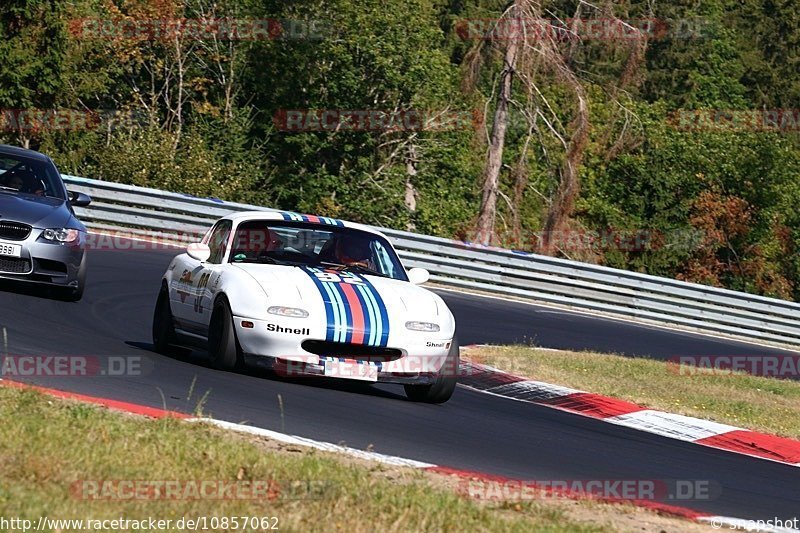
[0,153,66,200]
[225,221,408,281]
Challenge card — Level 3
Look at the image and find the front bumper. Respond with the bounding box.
[234,315,454,385]
[0,229,85,287]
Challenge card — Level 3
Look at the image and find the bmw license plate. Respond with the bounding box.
[0,242,21,258]
[323,358,378,382]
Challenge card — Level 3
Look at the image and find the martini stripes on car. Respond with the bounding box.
[278,211,344,226]
[301,266,390,347]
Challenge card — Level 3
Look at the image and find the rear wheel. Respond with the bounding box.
[152,285,188,356]
[208,297,243,371]
[404,336,459,404]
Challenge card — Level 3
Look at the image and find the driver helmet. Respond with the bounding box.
[335,236,371,264]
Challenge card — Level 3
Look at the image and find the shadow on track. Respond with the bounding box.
[124,341,407,402]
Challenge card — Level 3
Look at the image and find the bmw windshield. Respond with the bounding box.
[0,153,67,200]
[224,221,409,282]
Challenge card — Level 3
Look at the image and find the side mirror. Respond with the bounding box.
[407,267,430,285]
[68,190,92,207]
[187,242,211,262]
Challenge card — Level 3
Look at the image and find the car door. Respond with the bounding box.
[171,220,231,333]
[193,220,232,332]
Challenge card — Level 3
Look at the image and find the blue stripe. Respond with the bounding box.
[359,285,384,347]
[357,284,379,346]
[363,280,390,347]
[319,281,342,342]
[302,267,336,342]
[324,280,348,342]
[331,280,352,342]
[278,211,343,226]
[348,282,374,345]
[336,282,355,343]
[354,274,390,347]
[300,267,389,347]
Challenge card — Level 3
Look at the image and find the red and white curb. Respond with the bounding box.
[457,358,800,468]
[2,378,795,531]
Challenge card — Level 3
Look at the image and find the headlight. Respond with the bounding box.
[268,306,309,318]
[41,228,80,243]
[405,321,440,332]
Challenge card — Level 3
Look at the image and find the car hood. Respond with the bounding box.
[233,263,444,321]
[0,193,72,228]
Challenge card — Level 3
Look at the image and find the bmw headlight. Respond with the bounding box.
[268,306,309,318]
[41,228,80,243]
[405,321,440,332]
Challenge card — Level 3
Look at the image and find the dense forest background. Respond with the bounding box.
[2,0,799,299]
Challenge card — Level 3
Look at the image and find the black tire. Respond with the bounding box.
[57,284,83,302]
[208,297,243,371]
[152,285,186,356]
[404,336,459,404]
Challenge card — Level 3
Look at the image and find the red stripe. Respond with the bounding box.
[696,430,800,464]
[340,283,365,344]
[305,215,320,223]
[540,393,644,419]
[0,380,190,419]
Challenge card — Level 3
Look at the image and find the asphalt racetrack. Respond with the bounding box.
[1,242,798,521]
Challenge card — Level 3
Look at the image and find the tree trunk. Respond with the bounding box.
[405,143,418,232]
[541,93,589,254]
[474,15,519,245]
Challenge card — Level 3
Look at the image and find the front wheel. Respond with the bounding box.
[152,285,185,356]
[404,336,459,404]
[208,298,243,371]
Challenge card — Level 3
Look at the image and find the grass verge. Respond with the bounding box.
[467,345,800,438]
[0,384,712,532]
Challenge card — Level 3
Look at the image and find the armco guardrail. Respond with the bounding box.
[63,175,800,348]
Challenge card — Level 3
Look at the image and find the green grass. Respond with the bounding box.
[468,345,800,438]
[0,385,644,533]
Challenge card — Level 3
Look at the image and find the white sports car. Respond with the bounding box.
[153,211,459,403]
